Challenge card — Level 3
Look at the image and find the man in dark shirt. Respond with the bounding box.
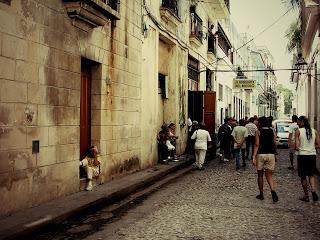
[253,116,279,203]
[218,117,233,162]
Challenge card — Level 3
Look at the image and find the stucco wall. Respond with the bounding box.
[0,0,143,216]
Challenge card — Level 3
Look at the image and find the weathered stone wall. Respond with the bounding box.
[0,0,142,216]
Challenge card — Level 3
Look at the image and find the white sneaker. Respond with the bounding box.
[223,159,229,162]
[85,180,93,191]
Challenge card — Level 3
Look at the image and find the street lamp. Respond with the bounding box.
[236,66,246,79]
[294,53,308,74]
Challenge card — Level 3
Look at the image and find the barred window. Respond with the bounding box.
[188,57,199,81]
[161,0,180,18]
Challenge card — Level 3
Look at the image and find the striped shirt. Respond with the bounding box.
[245,122,258,136]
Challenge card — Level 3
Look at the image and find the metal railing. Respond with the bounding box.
[162,0,179,18]
[190,12,203,42]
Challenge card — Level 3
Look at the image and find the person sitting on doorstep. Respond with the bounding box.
[80,146,100,191]
[168,123,179,161]
[157,124,170,164]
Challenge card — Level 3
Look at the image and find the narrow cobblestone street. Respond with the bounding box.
[30,148,320,240]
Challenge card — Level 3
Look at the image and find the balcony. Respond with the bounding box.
[207,32,216,59]
[161,0,179,18]
[160,0,181,27]
[204,0,230,19]
[63,0,120,31]
[217,23,232,61]
[190,12,203,46]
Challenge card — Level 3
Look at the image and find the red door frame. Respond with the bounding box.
[203,91,216,136]
[80,62,92,159]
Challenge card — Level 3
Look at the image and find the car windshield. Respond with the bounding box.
[277,123,290,133]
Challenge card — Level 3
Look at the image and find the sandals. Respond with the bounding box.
[312,192,319,202]
[271,191,279,203]
[256,194,264,200]
[299,196,310,202]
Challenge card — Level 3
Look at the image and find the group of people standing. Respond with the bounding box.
[79,114,319,203]
[218,116,259,167]
[217,114,319,203]
[156,114,319,203]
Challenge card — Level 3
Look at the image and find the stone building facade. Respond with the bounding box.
[0,0,143,216]
[0,0,232,217]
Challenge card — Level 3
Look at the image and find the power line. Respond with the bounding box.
[200,6,294,71]
[179,0,229,3]
[210,68,298,73]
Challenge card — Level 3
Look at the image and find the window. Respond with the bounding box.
[229,50,234,64]
[101,0,119,12]
[206,69,212,91]
[158,73,168,98]
[190,10,203,43]
[217,24,232,60]
[161,0,180,18]
[208,32,216,54]
[218,84,223,101]
[188,56,199,90]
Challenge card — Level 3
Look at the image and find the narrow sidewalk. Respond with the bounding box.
[0,156,193,240]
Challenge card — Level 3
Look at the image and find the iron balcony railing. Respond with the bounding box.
[162,0,179,18]
[190,12,203,43]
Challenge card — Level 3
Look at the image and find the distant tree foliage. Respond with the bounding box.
[282,0,302,8]
[283,0,302,53]
[285,18,302,52]
[276,84,293,115]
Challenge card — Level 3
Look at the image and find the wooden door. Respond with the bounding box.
[204,91,216,135]
[80,64,91,159]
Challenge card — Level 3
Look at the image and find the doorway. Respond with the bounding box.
[80,59,92,160]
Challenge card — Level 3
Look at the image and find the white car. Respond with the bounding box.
[273,120,292,147]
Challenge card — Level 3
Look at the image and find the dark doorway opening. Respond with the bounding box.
[80,58,95,178]
[188,91,216,156]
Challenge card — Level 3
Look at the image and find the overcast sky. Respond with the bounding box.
[231,0,299,89]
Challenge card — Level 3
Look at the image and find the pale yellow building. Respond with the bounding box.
[0,0,230,216]
[0,0,143,216]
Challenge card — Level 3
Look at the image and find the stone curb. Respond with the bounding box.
[0,156,194,240]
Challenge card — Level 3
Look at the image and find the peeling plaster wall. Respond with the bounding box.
[0,0,143,216]
[141,27,159,167]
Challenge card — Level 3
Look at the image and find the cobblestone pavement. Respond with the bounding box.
[31,149,320,240]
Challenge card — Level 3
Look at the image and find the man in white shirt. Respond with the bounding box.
[288,115,299,170]
[191,123,211,170]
